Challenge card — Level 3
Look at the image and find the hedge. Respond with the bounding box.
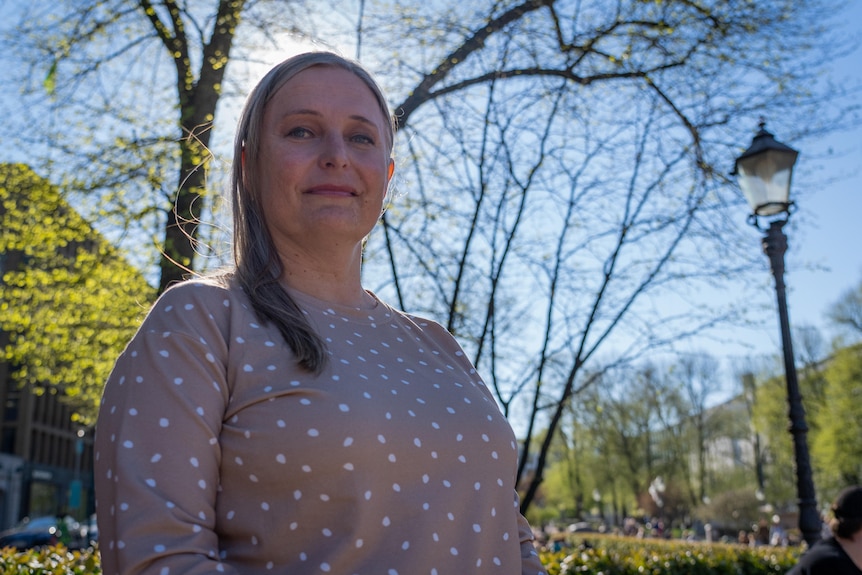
[0,537,801,575]
[539,534,802,575]
[0,546,100,575]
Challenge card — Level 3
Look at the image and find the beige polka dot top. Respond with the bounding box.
[94,278,546,575]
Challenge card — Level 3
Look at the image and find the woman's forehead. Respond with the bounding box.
[269,66,380,113]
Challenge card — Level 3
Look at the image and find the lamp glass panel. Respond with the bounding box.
[736,149,795,214]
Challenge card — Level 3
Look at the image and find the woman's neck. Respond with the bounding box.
[277,256,374,309]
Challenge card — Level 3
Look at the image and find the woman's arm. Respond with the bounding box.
[95,282,240,575]
[517,507,547,574]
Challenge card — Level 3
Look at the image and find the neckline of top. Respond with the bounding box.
[285,286,394,323]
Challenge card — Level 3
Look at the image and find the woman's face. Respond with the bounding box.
[256,65,394,258]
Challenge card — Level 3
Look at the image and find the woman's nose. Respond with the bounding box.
[319,133,349,168]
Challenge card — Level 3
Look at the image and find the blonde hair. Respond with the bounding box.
[229,52,396,373]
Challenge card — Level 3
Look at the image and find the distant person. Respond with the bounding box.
[787,485,862,575]
[770,514,788,547]
[94,51,546,574]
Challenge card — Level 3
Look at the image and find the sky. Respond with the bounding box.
[722,3,862,363]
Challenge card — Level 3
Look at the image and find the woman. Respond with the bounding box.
[94,51,546,575]
[787,486,862,575]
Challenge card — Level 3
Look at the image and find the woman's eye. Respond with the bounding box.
[287,127,312,138]
[351,134,375,145]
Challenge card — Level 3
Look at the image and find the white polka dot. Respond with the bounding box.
[308,429,319,437]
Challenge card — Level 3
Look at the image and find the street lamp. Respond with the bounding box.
[732,121,820,547]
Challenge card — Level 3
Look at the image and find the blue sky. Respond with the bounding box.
[732,4,862,359]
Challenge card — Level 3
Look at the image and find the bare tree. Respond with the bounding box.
[2,0,856,512]
[356,0,855,510]
[674,353,724,504]
[828,279,862,340]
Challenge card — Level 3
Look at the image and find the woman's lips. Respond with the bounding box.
[306,185,357,196]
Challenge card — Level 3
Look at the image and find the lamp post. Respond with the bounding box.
[732,121,820,547]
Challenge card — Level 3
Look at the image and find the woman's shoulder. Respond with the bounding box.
[388,306,472,359]
[157,275,241,305]
[143,275,250,331]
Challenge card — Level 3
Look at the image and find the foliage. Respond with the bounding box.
[0,537,801,575]
[735,335,862,514]
[539,535,800,575]
[540,355,749,525]
[0,163,156,423]
[0,545,100,575]
[749,368,799,506]
[811,343,862,491]
[692,488,766,534]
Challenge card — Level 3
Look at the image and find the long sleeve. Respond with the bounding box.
[95,281,239,575]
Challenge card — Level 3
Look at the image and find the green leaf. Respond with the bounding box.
[43,60,57,96]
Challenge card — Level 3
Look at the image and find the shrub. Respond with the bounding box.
[0,545,100,575]
[539,534,801,575]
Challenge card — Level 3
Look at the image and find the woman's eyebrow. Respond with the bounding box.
[281,108,379,130]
